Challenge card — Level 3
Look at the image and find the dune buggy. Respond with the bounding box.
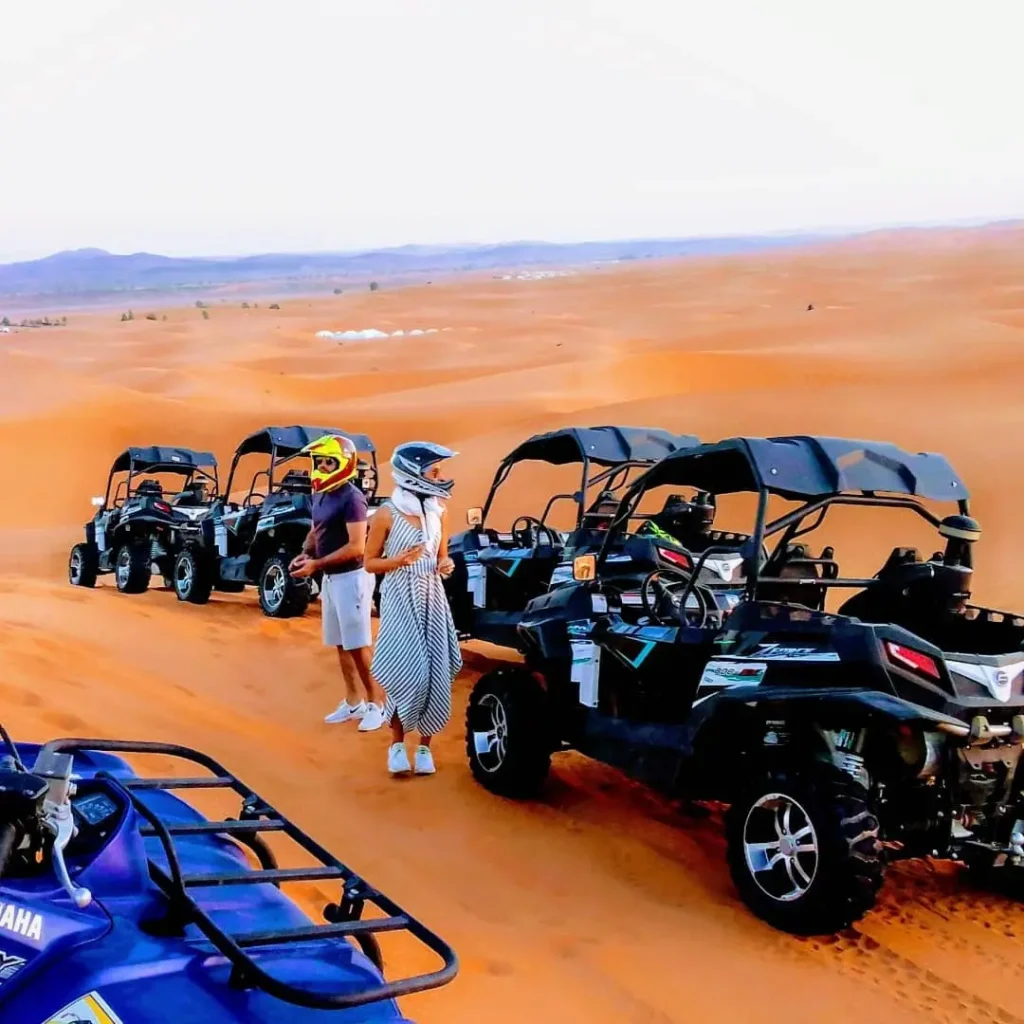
[465,434,1024,934]
[0,720,456,1020]
[68,446,219,594]
[445,425,699,650]
[172,425,381,618]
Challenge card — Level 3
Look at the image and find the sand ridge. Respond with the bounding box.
[2,228,1024,1022]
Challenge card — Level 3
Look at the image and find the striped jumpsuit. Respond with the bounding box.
[370,500,463,735]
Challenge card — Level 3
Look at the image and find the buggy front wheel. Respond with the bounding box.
[115,542,152,594]
[68,543,98,588]
[466,666,552,798]
[725,766,884,935]
[174,546,214,605]
[258,553,310,618]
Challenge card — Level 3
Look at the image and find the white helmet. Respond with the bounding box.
[390,441,458,499]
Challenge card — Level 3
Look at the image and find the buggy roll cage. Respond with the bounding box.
[477,426,699,532]
[222,426,379,507]
[104,448,220,510]
[595,434,972,607]
[39,737,458,1012]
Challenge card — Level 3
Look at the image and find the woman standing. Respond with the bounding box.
[364,441,463,775]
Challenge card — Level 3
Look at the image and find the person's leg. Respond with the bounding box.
[323,575,366,724]
[387,710,411,774]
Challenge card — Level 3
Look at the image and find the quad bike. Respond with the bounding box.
[465,433,1024,934]
[68,446,219,595]
[0,721,456,1020]
[444,424,699,650]
[172,425,382,618]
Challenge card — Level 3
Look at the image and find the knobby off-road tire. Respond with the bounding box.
[258,553,311,618]
[466,666,552,798]
[68,543,98,588]
[725,765,884,935]
[173,545,214,605]
[114,541,152,594]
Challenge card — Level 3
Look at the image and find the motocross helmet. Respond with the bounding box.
[301,433,359,493]
[390,441,458,499]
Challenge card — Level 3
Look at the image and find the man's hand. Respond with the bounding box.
[437,556,455,578]
[289,552,308,572]
[290,554,320,578]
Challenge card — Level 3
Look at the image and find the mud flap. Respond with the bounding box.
[571,640,601,708]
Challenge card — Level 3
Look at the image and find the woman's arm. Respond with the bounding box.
[439,506,450,560]
[364,507,425,574]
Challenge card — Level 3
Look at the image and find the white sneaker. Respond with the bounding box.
[413,745,436,775]
[358,703,385,732]
[388,743,411,775]
[324,700,366,724]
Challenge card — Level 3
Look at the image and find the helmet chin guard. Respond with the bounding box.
[390,441,457,499]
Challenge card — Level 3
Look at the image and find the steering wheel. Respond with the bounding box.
[640,568,711,627]
[511,515,559,549]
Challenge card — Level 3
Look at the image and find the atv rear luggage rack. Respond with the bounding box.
[42,738,458,1012]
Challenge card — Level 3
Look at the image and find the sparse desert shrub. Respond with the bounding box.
[201,309,210,319]
[20,320,29,327]
[195,300,206,308]
[0,317,9,327]
[127,310,135,320]
[369,281,379,292]
[162,315,167,321]
[333,287,343,295]
[241,301,250,308]
[269,303,280,310]
[120,313,129,322]
[60,316,68,326]
[145,313,158,321]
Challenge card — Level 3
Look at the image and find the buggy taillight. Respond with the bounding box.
[155,501,171,513]
[657,546,691,570]
[885,640,941,680]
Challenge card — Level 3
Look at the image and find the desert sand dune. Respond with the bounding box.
[2,227,1024,1023]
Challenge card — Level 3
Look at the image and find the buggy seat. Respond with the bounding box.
[758,542,838,610]
[276,469,312,495]
[134,479,163,498]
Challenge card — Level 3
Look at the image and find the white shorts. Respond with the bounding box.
[321,569,373,650]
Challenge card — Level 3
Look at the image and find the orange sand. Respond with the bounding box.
[3,226,1024,1023]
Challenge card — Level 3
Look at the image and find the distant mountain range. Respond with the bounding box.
[0,234,830,307]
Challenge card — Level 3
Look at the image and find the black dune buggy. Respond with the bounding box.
[172,425,381,618]
[445,425,699,650]
[68,446,219,594]
[465,434,1024,934]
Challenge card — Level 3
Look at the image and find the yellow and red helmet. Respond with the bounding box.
[301,434,359,493]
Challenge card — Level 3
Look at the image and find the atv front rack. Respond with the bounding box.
[42,738,458,1012]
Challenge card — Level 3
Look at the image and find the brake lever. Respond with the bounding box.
[42,800,93,908]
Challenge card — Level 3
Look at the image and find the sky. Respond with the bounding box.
[1,0,1022,260]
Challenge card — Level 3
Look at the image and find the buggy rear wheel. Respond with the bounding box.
[726,766,883,935]
[466,666,552,798]
[115,541,152,594]
[258,553,310,618]
[68,543,98,588]
[174,545,214,605]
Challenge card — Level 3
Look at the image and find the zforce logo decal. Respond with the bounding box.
[751,643,840,662]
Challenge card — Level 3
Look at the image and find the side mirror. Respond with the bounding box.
[467,507,483,527]
[90,496,105,507]
[573,553,597,582]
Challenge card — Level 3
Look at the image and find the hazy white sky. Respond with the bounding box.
[1,0,1022,260]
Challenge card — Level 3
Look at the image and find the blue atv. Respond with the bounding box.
[0,725,457,1021]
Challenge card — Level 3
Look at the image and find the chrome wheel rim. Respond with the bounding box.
[472,694,508,773]
[70,549,82,583]
[263,563,286,610]
[176,555,193,596]
[116,549,131,587]
[743,792,819,903]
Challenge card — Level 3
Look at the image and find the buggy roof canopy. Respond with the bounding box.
[111,446,218,474]
[233,425,376,459]
[632,435,969,502]
[502,425,699,468]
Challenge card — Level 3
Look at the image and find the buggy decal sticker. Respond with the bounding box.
[0,900,44,942]
[549,563,573,587]
[42,991,124,1024]
[745,643,840,662]
[699,660,768,688]
[947,658,1024,703]
[0,949,26,981]
[570,640,601,707]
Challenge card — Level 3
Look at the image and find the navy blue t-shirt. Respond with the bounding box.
[311,482,368,574]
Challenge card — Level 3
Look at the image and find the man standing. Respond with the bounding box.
[289,433,384,731]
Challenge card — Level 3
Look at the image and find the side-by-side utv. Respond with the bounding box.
[444,425,699,649]
[465,434,1024,935]
[172,426,380,618]
[69,446,219,594]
